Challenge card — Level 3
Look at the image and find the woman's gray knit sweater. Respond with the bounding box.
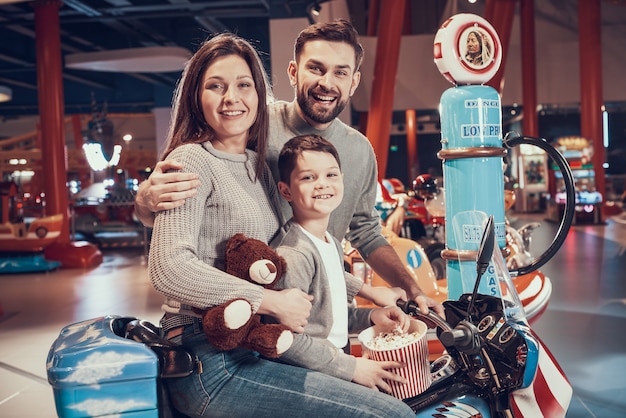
[148,141,283,329]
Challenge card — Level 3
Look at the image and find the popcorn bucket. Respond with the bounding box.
[357,319,432,399]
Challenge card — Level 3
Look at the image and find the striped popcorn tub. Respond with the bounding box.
[358,319,432,399]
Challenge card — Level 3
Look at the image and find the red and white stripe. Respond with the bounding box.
[510,332,572,417]
[369,335,432,399]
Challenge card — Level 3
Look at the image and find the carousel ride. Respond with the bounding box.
[0,181,62,273]
[0,98,156,271]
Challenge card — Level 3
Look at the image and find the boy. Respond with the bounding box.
[271,134,414,393]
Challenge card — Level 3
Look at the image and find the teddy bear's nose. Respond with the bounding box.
[249,259,278,285]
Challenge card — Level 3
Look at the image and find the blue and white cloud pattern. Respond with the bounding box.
[47,316,159,417]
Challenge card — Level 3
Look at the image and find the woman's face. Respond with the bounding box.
[466,32,480,54]
[200,54,258,147]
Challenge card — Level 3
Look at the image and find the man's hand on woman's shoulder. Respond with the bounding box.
[134,159,201,226]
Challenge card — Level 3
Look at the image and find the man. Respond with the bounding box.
[134,19,443,317]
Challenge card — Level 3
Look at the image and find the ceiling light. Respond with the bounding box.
[307,2,322,23]
[83,143,122,171]
[311,3,321,16]
[0,85,12,102]
[65,46,192,73]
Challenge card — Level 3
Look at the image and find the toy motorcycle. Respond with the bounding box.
[397,213,572,417]
[48,133,575,417]
[46,211,572,418]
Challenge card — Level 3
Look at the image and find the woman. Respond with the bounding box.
[148,33,416,418]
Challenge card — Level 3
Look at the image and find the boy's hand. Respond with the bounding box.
[369,306,411,333]
[352,356,406,392]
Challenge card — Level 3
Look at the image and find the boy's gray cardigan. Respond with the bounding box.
[270,220,374,381]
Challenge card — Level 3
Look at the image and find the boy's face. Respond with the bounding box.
[278,150,344,221]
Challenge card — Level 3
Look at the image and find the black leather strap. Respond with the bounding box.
[124,319,196,379]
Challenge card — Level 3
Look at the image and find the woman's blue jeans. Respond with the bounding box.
[165,320,415,418]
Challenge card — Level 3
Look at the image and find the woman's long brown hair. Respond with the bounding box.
[161,33,272,180]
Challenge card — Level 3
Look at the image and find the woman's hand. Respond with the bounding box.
[369,306,411,333]
[259,288,313,333]
[352,356,406,392]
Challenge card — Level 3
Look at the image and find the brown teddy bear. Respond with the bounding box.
[201,233,294,358]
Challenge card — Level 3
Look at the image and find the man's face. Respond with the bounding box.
[288,40,361,129]
[467,32,480,54]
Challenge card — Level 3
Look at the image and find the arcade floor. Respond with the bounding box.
[0,212,625,417]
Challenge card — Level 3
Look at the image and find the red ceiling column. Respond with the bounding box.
[357,0,379,140]
[484,0,517,93]
[520,0,538,137]
[33,0,69,243]
[405,109,418,181]
[365,0,405,179]
[578,0,605,221]
[366,0,380,36]
[402,0,418,184]
[34,0,102,267]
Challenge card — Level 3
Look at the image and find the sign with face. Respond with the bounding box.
[433,13,502,86]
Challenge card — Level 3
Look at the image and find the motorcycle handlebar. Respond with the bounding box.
[503,135,576,277]
[396,300,482,353]
[396,299,452,332]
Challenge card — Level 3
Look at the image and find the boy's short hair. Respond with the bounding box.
[278,134,341,184]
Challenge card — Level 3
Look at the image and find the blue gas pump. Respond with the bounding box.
[432,14,575,299]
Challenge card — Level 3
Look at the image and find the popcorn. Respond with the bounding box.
[366,326,420,350]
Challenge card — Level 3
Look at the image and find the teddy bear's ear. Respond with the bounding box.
[226,233,249,254]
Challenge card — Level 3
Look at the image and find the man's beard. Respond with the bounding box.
[297,87,347,125]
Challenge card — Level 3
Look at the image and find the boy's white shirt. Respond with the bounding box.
[299,225,349,348]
